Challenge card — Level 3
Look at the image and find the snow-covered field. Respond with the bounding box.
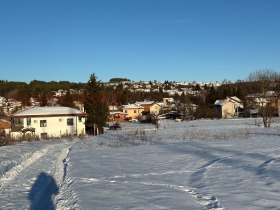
[1,118,280,210]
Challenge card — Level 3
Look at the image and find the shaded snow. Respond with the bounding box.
[1,118,280,209]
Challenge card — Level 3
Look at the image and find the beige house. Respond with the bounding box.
[135,101,162,115]
[10,106,87,139]
[149,103,161,115]
[214,96,244,118]
[122,104,144,120]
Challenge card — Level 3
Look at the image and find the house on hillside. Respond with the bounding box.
[0,119,11,134]
[135,100,162,115]
[109,112,128,122]
[214,96,244,119]
[122,104,144,120]
[245,91,279,117]
[10,106,87,139]
[163,98,174,105]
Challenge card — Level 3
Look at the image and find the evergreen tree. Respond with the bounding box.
[40,93,48,107]
[60,90,75,107]
[84,73,109,135]
[115,83,127,105]
[206,85,217,104]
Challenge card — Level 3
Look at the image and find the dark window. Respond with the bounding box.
[27,118,31,126]
[67,118,74,126]
[40,120,47,127]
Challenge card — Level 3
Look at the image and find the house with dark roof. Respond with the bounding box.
[10,106,87,139]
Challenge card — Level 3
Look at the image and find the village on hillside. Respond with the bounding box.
[0,72,280,144]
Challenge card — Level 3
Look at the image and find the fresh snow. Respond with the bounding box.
[1,118,280,209]
[12,106,86,117]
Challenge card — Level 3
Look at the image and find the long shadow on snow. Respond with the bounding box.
[29,172,58,210]
[153,141,280,186]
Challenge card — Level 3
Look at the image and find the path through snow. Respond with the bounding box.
[0,140,76,210]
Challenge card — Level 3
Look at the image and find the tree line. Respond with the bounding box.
[1,69,280,131]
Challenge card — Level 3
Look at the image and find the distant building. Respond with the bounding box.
[122,104,144,120]
[135,100,162,115]
[214,96,244,118]
[245,91,279,117]
[109,112,128,122]
[0,119,11,134]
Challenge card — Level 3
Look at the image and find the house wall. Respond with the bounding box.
[22,116,86,138]
[141,104,151,112]
[123,108,144,119]
[109,114,127,122]
[221,102,236,118]
[150,104,161,115]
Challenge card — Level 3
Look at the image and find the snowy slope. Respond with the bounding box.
[1,118,280,209]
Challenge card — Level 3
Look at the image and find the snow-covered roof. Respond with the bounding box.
[11,106,87,118]
[0,118,11,123]
[214,96,243,106]
[122,104,144,109]
[214,100,225,106]
[229,96,242,103]
[246,91,276,98]
[135,101,155,105]
[110,111,127,115]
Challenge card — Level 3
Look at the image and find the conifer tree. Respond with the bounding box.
[60,90,75,107]
[40,93,48,107]
[84,73,109,135]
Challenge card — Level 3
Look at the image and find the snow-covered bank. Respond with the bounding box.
[1,118,280,209]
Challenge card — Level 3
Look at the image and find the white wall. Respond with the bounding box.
[22,116,86,138]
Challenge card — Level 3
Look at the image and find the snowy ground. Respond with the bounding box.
[1,118,280,210]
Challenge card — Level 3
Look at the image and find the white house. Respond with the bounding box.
[10,106,87,139]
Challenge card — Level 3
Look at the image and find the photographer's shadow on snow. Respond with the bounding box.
[29,172,58,210]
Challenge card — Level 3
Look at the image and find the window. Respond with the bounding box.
[67,118,74,126]
[27,118,31,126]
[78,117,82,122]
[40,120,47,127]
[134,110,137,113]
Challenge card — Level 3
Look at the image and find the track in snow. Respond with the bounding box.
[0,141,77,210]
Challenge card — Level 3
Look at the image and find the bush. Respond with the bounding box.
[194,105,218,119]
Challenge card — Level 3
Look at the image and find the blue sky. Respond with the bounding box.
[1,0,280,83]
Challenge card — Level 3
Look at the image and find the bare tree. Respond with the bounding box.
[246,69,280,127]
